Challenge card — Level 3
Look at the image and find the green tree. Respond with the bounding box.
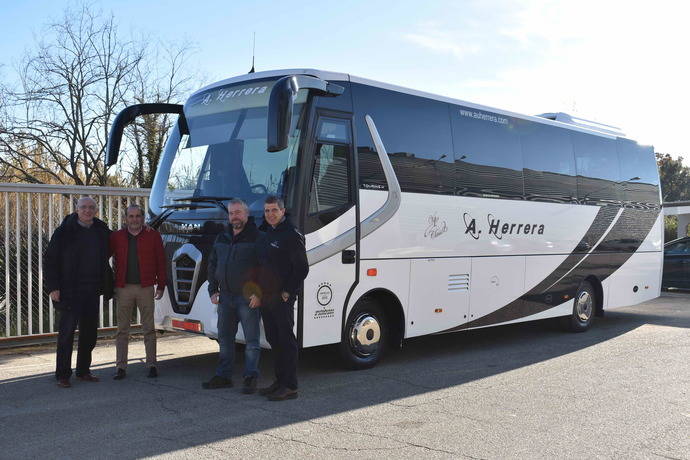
[664,215,678,242]
[656,153,690,202]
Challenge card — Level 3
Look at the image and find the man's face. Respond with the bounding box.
[264,203,285,227]
[126,208,144,233]
[76,198,97,224]
[228,203,248,231]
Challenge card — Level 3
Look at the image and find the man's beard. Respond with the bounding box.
[231,220,244,230]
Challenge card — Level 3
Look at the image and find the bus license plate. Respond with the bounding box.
[171,319,203,333]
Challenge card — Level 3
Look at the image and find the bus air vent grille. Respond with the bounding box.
[171,244,202,307]
[448,274,470,291]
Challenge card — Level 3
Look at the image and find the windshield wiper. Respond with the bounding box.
[149,204,206,228]
[149,202,218,229]
[173,195,233,213]
[160,203,216,209]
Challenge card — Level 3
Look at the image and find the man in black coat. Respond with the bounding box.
[204,199,263,394]
[44,196,114,388]
[256,196,309,401]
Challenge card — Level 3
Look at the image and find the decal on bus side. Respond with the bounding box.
[314,282,335,320]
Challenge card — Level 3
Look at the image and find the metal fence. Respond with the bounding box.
[0,183,150,340]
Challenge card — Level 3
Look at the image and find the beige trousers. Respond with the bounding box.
[115,284,156,369]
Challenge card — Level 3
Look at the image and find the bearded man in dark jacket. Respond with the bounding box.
[203,199,263,394]
[44,196,114,388]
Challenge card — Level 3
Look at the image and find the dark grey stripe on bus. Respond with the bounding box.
[440,207,660,332]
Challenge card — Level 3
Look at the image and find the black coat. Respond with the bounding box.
[257,218,309,303]
[207,221,262,299]
[44,213,114,310]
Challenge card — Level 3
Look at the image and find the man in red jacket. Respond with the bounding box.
[110,204,166,379]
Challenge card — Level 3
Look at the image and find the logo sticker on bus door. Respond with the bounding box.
[314,282,335,319]
[317,282,333,306]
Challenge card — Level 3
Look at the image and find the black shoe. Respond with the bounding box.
[258,381,280,396]
[202,375,233,389]
[147,367,158,378]
[113,369,126,380]
[267,386,298,401]
[242,376,258,394]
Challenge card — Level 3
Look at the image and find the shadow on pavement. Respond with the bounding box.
[0,294,687,458]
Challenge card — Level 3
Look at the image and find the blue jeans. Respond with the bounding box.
[216,294,261,379]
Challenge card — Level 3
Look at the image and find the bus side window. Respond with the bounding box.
[572,133,622,205]
[305,116,354,232]
[521,124,577,203]
[452,107,524,199]
[350,83,454,195]
[309,143,350,214]
[617,139,660,207]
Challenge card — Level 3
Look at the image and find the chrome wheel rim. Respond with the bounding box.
[349,313,381,357]
[576,290,593,322]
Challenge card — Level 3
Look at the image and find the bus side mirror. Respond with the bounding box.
[106,103,187,166]
[267,75,344,153]
[267,77,296,153]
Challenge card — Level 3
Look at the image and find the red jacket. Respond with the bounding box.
[110,226,167,289]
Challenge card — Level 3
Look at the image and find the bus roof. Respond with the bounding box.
[193,68,631,140]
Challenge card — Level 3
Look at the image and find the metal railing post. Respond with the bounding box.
[15,192,21,337]
[38,194,44,334]
[4,192,9,338]
[27,193,32,335]
[48,193,54,333]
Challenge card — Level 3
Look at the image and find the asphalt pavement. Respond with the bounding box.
[0,292,688,459]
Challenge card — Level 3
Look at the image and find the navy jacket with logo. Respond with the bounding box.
[257,218,309,303]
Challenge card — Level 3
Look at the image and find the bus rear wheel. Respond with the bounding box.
[338,298,386,370]
[562,280,596,332]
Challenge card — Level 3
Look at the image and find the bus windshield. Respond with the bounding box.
[150,79,308,216]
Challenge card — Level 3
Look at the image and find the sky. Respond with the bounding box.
[1,0,689,163]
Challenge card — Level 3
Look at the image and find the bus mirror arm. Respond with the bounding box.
[106,103,186,166]
[267,75,344,152]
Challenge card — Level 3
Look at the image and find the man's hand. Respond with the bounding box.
[50,290,60,302]
[155,288,164,300]
[210,292,220,305]
[249,294,261,309]
[281,291,290,302]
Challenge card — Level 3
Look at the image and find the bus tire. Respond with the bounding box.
[562,280,596,332]
[338,298,386,370]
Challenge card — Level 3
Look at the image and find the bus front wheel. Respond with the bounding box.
[338,298,386,369]
[562,280,596,332]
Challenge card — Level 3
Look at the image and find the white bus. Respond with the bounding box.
[107,69,663,369]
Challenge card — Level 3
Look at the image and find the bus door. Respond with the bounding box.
[300,112,358,348]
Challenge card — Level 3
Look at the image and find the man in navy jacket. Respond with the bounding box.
[256,196,309,401]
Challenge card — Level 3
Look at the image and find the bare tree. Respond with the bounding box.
[120,42,199,188]
[0,5,143,185]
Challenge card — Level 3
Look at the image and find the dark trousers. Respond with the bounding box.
[261,298,298,390]
[55,293,100,380]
